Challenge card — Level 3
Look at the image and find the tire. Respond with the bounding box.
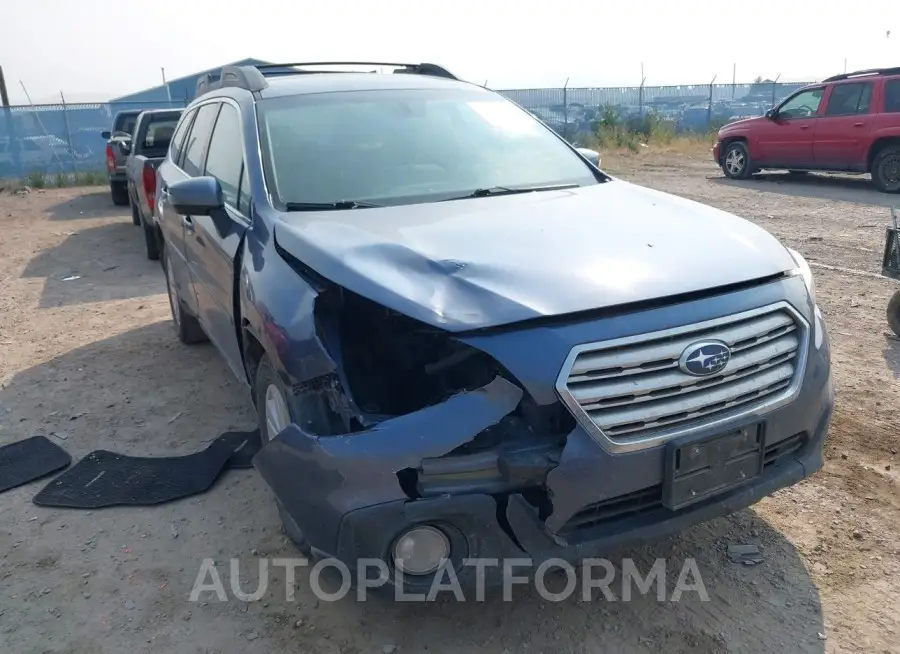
[143,220,160,260]
[254,355,312,555]
[131,199,141,226]
[887,290,900,337]
[721,141,754,179]
[872,145,900,193]
[163,246,207,345]
[110,180,129,206]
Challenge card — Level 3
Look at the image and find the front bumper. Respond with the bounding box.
[253,275,834,588]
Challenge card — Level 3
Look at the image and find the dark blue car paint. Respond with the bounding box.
[253,377,523,551]
[154,73,835,588]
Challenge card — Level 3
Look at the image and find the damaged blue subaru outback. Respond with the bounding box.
[153,61,834,592]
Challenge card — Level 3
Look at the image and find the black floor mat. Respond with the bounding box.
[0,436,72,493]
[33,430,261,509]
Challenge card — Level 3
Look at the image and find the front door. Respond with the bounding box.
[813,81,874,170]
[163,102,221,316]
[183,101,250,382]
[755,87,825,166]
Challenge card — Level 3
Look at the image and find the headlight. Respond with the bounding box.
[787,247,815,302]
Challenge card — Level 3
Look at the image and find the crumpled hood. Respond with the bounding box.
[274,181,797,331]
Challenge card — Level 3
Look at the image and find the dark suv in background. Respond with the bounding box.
[714,67,900,192]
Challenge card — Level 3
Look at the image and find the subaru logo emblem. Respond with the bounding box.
[678,341,731,377]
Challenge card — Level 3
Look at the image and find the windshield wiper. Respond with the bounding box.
[441,184,580,201]
[284,200,382,211]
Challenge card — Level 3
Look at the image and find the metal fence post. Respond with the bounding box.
[639,78,645,116]
[707,75,717,129]
[59,91,77,175]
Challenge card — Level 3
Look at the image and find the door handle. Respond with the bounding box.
[182,215,194,232]
[800,124,810,130]
[854,121,865,127]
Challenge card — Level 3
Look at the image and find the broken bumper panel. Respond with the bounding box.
[252,377,524,552]
[329,375,831,590]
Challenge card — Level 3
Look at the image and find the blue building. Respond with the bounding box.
[110,57,271,105]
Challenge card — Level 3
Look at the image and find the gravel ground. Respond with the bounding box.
[1,156,899,654]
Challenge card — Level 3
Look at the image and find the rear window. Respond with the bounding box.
[885,80,900,113]
[115,113,139,135]
[141,118,179,151]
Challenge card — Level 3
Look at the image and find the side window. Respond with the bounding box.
[168,110,194,164]
[203,104,244,209]
[825,82,873,116]
[238,163,251,213]
[778,88,824,119]
[182,103,221,177]
[885,80,900,113]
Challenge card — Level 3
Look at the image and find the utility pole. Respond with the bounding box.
[0,65,10,107]
[0,65,22,174]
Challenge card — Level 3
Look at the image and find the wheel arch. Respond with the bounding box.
[719,135,749,164]
[867,136,900,173]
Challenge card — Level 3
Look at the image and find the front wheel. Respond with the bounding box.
[721,141,754,179]
[254,355,312,555]
[872,146,900,193]
[887,290,900,337]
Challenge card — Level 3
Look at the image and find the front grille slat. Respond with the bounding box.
[557,304,808,451]
[568,311,795,380]
[591,362,794,431]
[571,333,799,407]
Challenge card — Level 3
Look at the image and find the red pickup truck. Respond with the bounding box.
[714,67,900,192]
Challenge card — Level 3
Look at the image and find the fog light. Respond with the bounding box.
[392,525,450,575]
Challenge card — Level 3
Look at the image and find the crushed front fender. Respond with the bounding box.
[252,376,523,551]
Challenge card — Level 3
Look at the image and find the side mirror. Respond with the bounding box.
[576,147,602,167]
[168,176,224,216]
[765,109,777,120]
[101,131,111,140]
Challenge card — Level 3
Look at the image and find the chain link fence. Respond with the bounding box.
[1,100,187,180]
[1,80,812,179]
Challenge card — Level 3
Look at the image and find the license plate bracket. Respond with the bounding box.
[662,423,764,511]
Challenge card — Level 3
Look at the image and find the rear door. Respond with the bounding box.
[813,81,874,170]
[183,100,250,380]
[755,87,824,166]
[157,103,219,317]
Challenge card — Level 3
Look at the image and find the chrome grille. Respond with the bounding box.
[556,303,809,453]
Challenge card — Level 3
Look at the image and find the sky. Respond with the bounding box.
[1,0,898,105]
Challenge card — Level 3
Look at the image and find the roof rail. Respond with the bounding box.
[822,66,900,82]
[253,61,459,80]
[194,65,268,98]
[193,61,459,99]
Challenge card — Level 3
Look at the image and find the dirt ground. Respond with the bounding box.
[1,156,899,654]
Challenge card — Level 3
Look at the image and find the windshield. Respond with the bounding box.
[258,88,600,207]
